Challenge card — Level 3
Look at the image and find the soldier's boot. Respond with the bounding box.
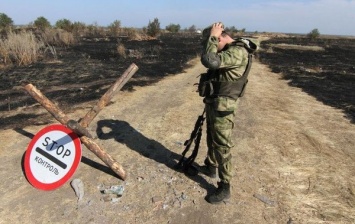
[198,159,217,178]
[198,165,217,178]
[206,181,230,204]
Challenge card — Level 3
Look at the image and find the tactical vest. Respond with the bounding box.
[198,38,257,100]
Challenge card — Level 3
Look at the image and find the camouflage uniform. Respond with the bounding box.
[201,35,250,184]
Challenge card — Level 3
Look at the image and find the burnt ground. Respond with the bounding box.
[0,33,202,129]
[1,34,355,223]
[0,35,355,128]
[2,35,354,128]
[258,36,355,123]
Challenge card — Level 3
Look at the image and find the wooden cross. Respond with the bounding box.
[23,63,139,180]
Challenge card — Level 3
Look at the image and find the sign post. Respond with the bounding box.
[24,124,82,190]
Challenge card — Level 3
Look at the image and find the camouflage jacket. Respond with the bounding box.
[201,36,250,82]
[200,36,258,110]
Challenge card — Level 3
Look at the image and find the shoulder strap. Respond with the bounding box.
[239,53,253,83]
[232,38,258,54]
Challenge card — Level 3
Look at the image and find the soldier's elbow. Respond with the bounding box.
[201,52,221,69]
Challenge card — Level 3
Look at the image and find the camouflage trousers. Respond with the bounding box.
[204,97,238,183]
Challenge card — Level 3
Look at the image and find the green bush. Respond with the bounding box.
[34,16,51,31]
[0,13,13,31]
[307,28,320,39]
[166,23,180,33]
[55,19,72,32]
[108,20,121,37]
[147,18,160,37]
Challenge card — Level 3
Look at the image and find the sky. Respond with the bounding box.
[1,0,355,36]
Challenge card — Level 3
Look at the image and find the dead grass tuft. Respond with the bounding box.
[272,43,325,51]
[116,43,126,59]
[0,31,44,65]
[40,28,76,47]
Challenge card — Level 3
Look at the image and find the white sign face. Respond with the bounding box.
[24,124,82,190]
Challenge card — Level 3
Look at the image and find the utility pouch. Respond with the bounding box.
[211,79,247,100]
[198,73,213,97]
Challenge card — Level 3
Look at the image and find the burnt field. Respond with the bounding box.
[0,34,202,129]
[1,34,355,223]
[1,34,355,129]
[258,36,355,123]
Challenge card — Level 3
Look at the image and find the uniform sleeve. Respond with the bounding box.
[201,36,220,69]
[218,47,245,69]
[201,37,245,70]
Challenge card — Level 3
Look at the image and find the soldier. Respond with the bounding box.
[197,22,257,204]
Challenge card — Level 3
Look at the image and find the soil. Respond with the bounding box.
[0,34,354,224]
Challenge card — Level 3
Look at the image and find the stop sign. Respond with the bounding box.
[24,124,82,190]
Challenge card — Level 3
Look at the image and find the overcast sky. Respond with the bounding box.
[1,0,354,36]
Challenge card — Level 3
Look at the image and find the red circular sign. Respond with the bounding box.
[24,124,82,190]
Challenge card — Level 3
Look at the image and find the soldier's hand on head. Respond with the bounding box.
[210,22,224,38]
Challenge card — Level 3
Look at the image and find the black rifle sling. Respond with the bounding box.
[176,110,205,173]
[182,117,203,172]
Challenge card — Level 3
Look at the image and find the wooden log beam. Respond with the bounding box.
[24,83,70,125]
[79,63,139,128]
[80,136,126,180]
[23,83,127,180]
[67,119,93,138]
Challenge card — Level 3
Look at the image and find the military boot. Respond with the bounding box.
[206,181,230,204]
[198,165,217,178]
[198,159,217,178]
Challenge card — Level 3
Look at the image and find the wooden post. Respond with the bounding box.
[80,136,126,180]
[67,119,93,138]
[23,83,127,180]
[24,84,70,125]
[80,63,139,128]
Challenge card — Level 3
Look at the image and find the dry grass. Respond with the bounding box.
[0,29,73,66]
[0,31,44,65]
[272,43,325,51]
[122,27,150,41]
[116,43,126,59]
[40,28,76,47]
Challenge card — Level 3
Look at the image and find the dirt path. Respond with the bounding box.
[0,58,354,223]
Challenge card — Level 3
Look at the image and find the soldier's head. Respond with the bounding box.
[202,22,234,51]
